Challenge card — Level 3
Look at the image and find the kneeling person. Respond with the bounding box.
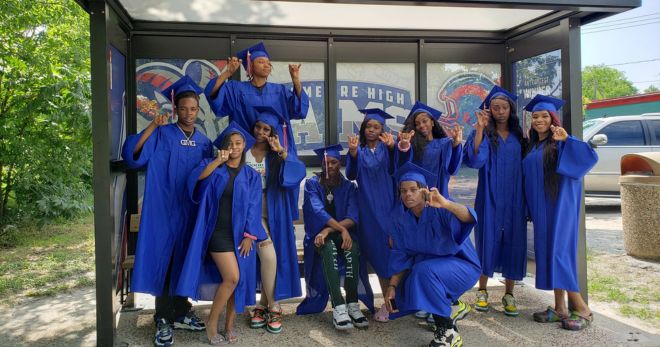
[385,162,481,347]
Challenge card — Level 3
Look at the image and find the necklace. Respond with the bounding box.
[177,124,197,147]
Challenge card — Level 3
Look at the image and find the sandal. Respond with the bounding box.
[208,334,229,346]
[374,304,390,323]
[562,312,593,331]
[533,306,568,323]
[223,329,238,344]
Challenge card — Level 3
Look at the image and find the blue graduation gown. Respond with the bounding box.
[522,136,598,292]
[464,130,527,280]
[258,152,307,301]
[121,124,212,296]
[345,142,396,278]
[397,138,462,196]
[175,160,268,313]
[296,175,375,315]
[388,205,481,318]
[205,79,309,156]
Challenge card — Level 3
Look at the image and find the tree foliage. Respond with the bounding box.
[582,64,638,100]
[0,0,92,227]
[644,85,659,94]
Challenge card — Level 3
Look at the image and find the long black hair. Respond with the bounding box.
[525,111,561,200]
[402,112,447,162]
[484,96,527,153]
[251,122,284,187]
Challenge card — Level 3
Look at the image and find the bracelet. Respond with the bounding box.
[397,141,410,152]
[243,232,257,241]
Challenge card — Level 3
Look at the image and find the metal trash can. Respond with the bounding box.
[619,152,660,260]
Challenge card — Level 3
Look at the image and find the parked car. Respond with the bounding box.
[583,113,660,196]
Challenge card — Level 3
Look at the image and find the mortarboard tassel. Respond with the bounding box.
[247,50,252,77]
[170,89,175,120]
[282,123,288,150]
[324,150,329,180]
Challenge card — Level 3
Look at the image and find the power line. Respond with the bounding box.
[582,21,660,34]
[601,58,660,67]
[631,80,660,84]
[585,12,660,26]
[583,16,660,30]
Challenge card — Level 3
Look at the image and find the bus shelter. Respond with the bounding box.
[72,1,640,345]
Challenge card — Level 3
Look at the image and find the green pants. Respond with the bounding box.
[316,232,360,308]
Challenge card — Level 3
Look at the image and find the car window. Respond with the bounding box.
[648,120,660,144]
[583,119,604,133]
[597,120,645,146]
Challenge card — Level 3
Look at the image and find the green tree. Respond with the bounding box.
[644,85,659,93]
[0,0,91,226]
[582,65,638,100]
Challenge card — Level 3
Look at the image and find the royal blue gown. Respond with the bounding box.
[175,160,267,313]
[388,204,481,318]
[121,124,212,296]
[397,138,462,196]
[296,175,375,314]
[258,152,307,300]
[345,142,396,278]
[522,136,598,292]
[464,130,527,280]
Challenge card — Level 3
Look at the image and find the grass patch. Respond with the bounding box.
[587,250,660,328]
[0,214,95,306]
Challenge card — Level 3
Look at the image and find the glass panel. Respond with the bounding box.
[110,45,127,161]
[136,58,229,140]
[246,62,326,156]
[336,63,416,146]
[427,63,501,205]
[513,50,562,134]
[648,120,660,144]
[598,121,645,146]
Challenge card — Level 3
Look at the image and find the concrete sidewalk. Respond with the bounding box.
[3,278,657,347]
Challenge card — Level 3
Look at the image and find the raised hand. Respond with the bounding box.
[347,134,359,154]
[474,109,490,131]
[289,63,302,81]
[152,114,168,127]
[398,130,415,150]
[216,149,230,165]
[445,125,464,147]
[421,187,448,209]
[267,134,285,153]
[551,125,568,142]
[379,131,395,149]
[226,57,242,75]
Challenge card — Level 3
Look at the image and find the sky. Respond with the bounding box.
[581,0,660,93]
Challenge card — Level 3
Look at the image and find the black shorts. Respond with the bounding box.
[208,228,234,253]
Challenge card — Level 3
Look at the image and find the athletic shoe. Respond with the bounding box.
[332,304,354,330]
[475,289,490,312]
[250,305,268,329]
[266,306,283,334]
[451,300,472,325]
[416,310,430,319]
[429,324,462,347]
[347,302,369,329]
[502,293,519,317]
[173,311,205,331]
[154,318,174,346]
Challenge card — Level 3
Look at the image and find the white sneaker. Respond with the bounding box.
[347,302,369,329]
[332,304,354,330]
[429,325,462,347]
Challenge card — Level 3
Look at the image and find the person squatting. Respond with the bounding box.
[122,42,598,347]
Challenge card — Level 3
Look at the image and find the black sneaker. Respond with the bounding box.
[154,318,174,346]
[429,325,462,347]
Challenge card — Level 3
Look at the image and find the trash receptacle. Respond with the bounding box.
[619,152,660,260]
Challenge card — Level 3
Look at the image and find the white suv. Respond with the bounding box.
[583,113,660,196]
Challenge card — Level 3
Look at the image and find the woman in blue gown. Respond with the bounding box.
[522,94,598,331]
[463,86,527,316]
[396,101,463,197]
[384,162,480,347]
[176,122,267,345]
[345,108,396,322]
[244,105,306,333]
[121,75,212,346]
[204,42,309,157]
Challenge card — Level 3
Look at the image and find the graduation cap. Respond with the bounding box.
[393,161,437,187]
[358,108,394,125]
[524,94,565,113]
[236,42,270,76]
[314,144,343,179]
[254,105,290,149]
[159,75,203,118]
[405,101,442,123]
[479,85,517,110]
[213,121,256,151]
